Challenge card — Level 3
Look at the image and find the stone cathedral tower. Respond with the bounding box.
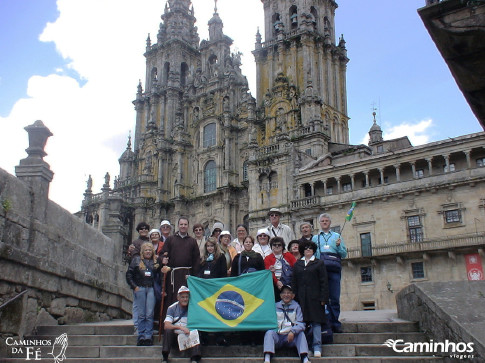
[247,0,348,230]
[81,0,349,241]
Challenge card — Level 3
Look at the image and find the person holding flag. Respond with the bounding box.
[312,212,348,334]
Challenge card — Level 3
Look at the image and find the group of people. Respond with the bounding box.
[125,208,347,363]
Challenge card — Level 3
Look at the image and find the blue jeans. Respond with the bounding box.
[132,292,138,330]
[311,322,321,352]
[134,286,155,340]
[327,270,341,329]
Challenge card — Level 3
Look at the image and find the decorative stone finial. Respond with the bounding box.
[24,120,53,160]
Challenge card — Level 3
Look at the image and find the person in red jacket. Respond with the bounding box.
[264,237,296,302]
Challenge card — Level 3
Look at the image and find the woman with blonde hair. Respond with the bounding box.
[126,242,161,346]
[197,237,227,279]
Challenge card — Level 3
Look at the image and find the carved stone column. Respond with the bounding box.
[15,120,54,223]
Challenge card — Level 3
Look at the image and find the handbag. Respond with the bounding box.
[279,257,293,285]
[321,252,341,272]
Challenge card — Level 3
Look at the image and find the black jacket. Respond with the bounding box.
[231,252,265,277]
[126,256,161,290]
[292,258,329,323]
[198,254,228,279]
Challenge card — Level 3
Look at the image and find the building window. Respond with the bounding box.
[342,183,352,192]
[305,148,312,156]
[361,266,372,282]
[411,262,425,279]
[360,233,372,257]
[443,163,455,172]
[304,183,312,197]
[407,215,423,242]
[204,160,217,193]
[203,123,216,148]
[326,186,333,195]
[242,161,248,182]
[415,169,424,178]
[445,209,461,223]
[477,158,485,167]
[377,145,384,153]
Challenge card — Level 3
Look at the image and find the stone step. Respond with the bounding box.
[34,321,419,336]
[25,332,426,346]
[2,344,440,359]
[1,357,445,362]
[35,324,134,336]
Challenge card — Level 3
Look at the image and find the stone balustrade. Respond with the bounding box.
[346,232,485,259]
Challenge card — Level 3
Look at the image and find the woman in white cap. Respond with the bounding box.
[218,230,237,275]
[148,228,164,257]
[159,220,172,242]
[253,228,272,259]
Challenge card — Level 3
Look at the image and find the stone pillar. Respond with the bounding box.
[337,177,341,194]
[379,168,385,184]
[351,174,355,190]
[364,172,369,187]
[15,120,54,223]
[444,154,450,173]
[464,150,471,169]
[394,164,401,182]
[411,162,416,179]
[323,180,327,195]
[102,193,126,263]
[426,158,433,176]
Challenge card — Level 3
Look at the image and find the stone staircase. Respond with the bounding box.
[2,312,445,362]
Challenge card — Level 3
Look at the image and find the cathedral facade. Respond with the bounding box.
[81,0,485,310]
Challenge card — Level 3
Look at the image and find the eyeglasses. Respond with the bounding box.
[304,246,313,250]
[259,234,268,238]
[272,244,283,247]
[194,228,203,232]
[269,214,279,217]
[161,225,170,229]
[214,229,222,233]
[139,227,149,231]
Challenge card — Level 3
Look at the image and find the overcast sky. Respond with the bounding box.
[0,0,482,213]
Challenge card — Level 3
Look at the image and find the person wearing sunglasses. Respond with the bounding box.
[267,208,295,244]
[265,237,296,302]
[159,220,172,242]
[292,240,329,358]
[127,221,151,335]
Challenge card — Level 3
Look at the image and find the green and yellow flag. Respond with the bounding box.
[187,270,277,332]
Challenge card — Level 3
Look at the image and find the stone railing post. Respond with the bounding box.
[15,120,54,222]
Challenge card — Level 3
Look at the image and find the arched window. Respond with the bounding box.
[180,62,188,87]
[163,62,170,84]
[203,123,216,148]
[204,161,217,193]
[311,7,318,27]
[151,67,158,81]
[289,5,298,29]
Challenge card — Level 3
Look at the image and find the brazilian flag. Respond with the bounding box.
[187,270,277,331]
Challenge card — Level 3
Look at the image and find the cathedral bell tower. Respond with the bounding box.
[253,0,349,145]
[247,0,350,229]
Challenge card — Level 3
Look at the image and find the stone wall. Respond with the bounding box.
[397,281,484,362]
[0,122,132,343]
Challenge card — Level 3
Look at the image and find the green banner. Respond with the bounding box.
[187,270,277,332]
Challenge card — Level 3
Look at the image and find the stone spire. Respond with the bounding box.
[208,0,224,41]
[368,112,383,145]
